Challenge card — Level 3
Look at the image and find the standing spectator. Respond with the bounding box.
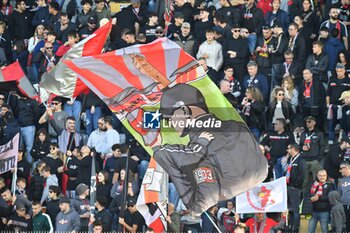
[76,145,94,186]
[255,25,274,82]
[33,41,59,80]
[300,116,324,192]
[320,6,348,50]
[87,116,106,159]
[4,204,32,232]
[140,13,159,43]
[93,0,111,24]
[287,22,306,68]
[54,13,76,43]
[79,15,98,40]
[39,96,68,142]
[305,41,330,87]
[173,22,198,57]
[1,188,33,217]
[12,39,29,74]
[76,0,95,31]
[166,12,184,40]
[270,21,288,88]
[16,149,31,182]
[32,201,53,233]
[174,0,193,26]
[308,169,334,233]
[241,0,265,54]
[46,185,61,228]
[0,0,13,21]
[112,143,138,184]
[47,1,60,28]
[8,0,33,40]
[28,160,45,201]
[99,116,120,156]
[328,190,347,233]
[265,0,290,32]
[104,144,121,183]
[245,213,280,233]
[194,7,214,44]
[119,199,145,233]
[57,116,82,154]
[222,24,249,83]
[90,196,112,232]
[0,21,12,64]
[63,97,82,132]
[96,170,113,207]
[285,143,306,233]
[42,143,64,181]
[282,75,299,112]
[64,149,79,198]
[31,0,49,27]
[31,128,50,164]
[201,205,219,233]
[275,50,303,88]
[266,87,294,127]
[324,29,345,73]
[55,197,81,232]
[300,0,319,56]
[71,183,90,232]
[40,165,59,204]
[299,69,326,129]
[242,61,269,102]
[198,57,219,85]
[166,203,180,233]
[239,87,265,140]
[339,162,350,232]
[340,91,350,139]
[324,139,350,183]
[261,118,295,179]
[222,66,242,103]
[214,15,233,40]
[216,0,241,26]
[327,63,350,144]
[9,93,39,163]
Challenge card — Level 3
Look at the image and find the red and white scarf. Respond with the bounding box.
[310,181,323,196]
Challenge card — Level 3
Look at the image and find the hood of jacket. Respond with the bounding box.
[328,190,341,205]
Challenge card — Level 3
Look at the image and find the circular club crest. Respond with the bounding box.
[246,185,276,212]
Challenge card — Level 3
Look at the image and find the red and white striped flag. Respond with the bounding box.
[40,20,112,98]
[136,158,167,233]
[0,61,38,100]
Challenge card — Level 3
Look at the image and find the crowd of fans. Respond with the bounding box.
[0,0,350,232]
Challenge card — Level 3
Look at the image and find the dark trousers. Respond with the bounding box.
[287,186,302,232]
[344,204,350,233]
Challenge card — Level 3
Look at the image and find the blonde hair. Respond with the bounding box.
[247,87,264,102]
[282,75,295,97]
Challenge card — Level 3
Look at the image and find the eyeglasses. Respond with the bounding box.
[306,121,313,123]
[340,167,347,169]
[233,30,240,32]
[50,147,56,150]
[51,102,59,105]
[278,93,284,96]
[0,98,4,100]
[45,47,53,49]
[155,32,163,34]
[88,22,96,25]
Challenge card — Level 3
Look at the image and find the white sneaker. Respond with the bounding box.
[328,140,334,145]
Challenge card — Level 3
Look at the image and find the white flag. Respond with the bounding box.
[236,177,287,213]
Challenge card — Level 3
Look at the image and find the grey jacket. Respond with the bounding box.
[329,191,346,233]
[55,208,81,232]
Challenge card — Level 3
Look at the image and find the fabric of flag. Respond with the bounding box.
[236,177,288,214]
[65,38,268,214]
[136,158,167,232]
[0,133,19,175]
[40,21,112,98]
[0,62,38,99]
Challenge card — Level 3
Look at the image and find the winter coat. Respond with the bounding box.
[31,140,50,161]
[329,191,346,232]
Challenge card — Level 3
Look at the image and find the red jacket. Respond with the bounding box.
[245,217,278,233]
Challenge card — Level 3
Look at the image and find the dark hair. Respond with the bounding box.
[284,49,294,56]
[289,143,300,152]
[14,40,26,53]
[35,128,50,142]
[215,14,226,24]
[104,116,113,125]
[95,0,104,4]
[81,0,93,5]
[337,49,350,65]
[99,170,109,183]
[42,165,51,173]
[34,160,46,174]
[32,201,42,206]
[67,116,76,122]
[205,28,215,34]
[111,143,121,151]
[15,0,25,7]
[120,143,129,154]
[49,1,59,11]
[275,118,287,129]
[224,65,234,71]
[313,40,324,50]
[48,185,61,195]
[96,196,107,207]
[52,96,62,103]
[60,12,68,18]
[68,30,78,38]
[16,177,26,184]
[289,22,299,29]
[93,220,103,228]
[0,187,10,194]
[50,142,59,148]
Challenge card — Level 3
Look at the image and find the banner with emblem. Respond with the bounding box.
[65,38,268,214]
[0,133,19,174]
[236,177,288,214]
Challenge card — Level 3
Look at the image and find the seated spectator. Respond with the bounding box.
[79,15,98,39]
[54,12,76,43]
[90,196,112,232]
[337,50,350,73]
[242,61,269,102]
[173,22,198,57]
[245,213,280,233]
[198,57,219,85]
[281,76,299,112]
[15,177,28,198]
[97,170,113,207]
[33,41,59,81]
[166,203,180,233]
[93,0,111,25]
[76,0,95,31]
[118,199,145,233]
[71,183,90,232]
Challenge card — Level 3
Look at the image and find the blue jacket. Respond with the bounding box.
[243,73,269,101]
[32,6,50,27]
[265,9,290,33]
